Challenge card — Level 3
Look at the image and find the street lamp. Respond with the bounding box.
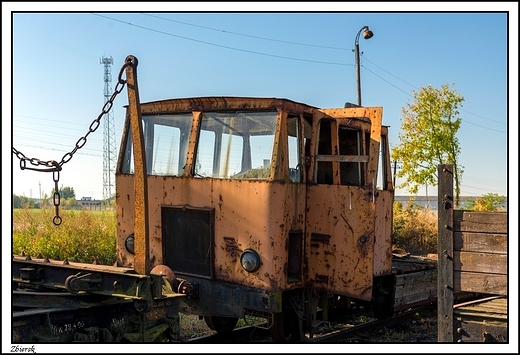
[354,26,374,106]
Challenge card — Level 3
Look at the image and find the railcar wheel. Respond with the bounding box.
[269,308,303,343]
[203,316,238,335]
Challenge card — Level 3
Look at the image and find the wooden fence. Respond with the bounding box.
[437,164,508,342]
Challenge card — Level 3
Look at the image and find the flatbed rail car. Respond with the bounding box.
[12,255,185,342]
[12,55,437,343]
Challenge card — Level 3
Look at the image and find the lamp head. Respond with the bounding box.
[363,28,374,40]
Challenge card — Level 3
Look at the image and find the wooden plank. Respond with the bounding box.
[394,292,436,308]
[453,232,507,254]
[453,211,508,234]
[437,164,454,342]
[454,272,507,295]
[455,310,507,321]
[395,279,437,299]
[455,297,507,316]
[395,287,436,302]
[395,270,436,286]
[394,288,435,301]
[394,269,437,307]
[454,251,507,274]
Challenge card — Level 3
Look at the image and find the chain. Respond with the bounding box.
[12,58,134,225]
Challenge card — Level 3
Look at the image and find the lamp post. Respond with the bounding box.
[354,26,374,106]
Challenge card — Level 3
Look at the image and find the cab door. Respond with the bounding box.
[305,107,383,301]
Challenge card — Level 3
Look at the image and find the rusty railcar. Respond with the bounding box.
[113,57,401,341]
[13,56,437,343]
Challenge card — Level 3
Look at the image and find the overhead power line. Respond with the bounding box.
[92,13,507,133]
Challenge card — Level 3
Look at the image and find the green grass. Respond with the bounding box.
[13,207,117,265]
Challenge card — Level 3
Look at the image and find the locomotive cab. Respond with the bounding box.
[115,93,394,340]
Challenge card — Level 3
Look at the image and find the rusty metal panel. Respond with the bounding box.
[118,173,305,291]
[305,184,375,301]
[139,97,318,116]
[115,174,137,268]
[124,56,150,276]
[208,179,296,290]
[373,189,393,276]
[303,107,382,301]
[146,176,166,267]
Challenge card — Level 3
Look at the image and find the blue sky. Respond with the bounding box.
[3,3,518,353]
[6,4,516,203]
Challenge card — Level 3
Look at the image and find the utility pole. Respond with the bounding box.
[100,56,117,202]
[426,182,429,209]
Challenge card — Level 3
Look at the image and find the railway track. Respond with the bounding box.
[187,304,437,343]
[11,294,438,344]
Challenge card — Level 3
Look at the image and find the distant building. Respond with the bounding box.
[77,197,101,208]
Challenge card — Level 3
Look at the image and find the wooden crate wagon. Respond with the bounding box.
[437,164,508,343]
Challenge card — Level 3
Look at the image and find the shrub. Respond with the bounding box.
[392,202,437,255]
[462,193,506,211]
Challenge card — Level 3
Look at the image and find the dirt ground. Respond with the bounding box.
[340,306,438,343]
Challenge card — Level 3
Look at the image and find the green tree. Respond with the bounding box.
[52,186,76,200]
[64,197,78,208]
[12,194,38,209]
[392,83,464,207]
[12,194,22,209]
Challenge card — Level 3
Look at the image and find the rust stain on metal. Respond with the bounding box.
[339,214,354,233]
[223,237,242,262]
[313,274,329,284]
[357,231,373,258]
[310,233,331,243]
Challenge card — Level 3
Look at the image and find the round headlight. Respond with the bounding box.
[240,249,260,273]
[125,233,135,254]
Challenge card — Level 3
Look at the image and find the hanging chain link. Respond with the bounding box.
[12,59,134,225]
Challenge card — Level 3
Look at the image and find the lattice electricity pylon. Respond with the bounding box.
[100,56,117,201]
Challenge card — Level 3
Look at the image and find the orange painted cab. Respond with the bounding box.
[115,96,394,338]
